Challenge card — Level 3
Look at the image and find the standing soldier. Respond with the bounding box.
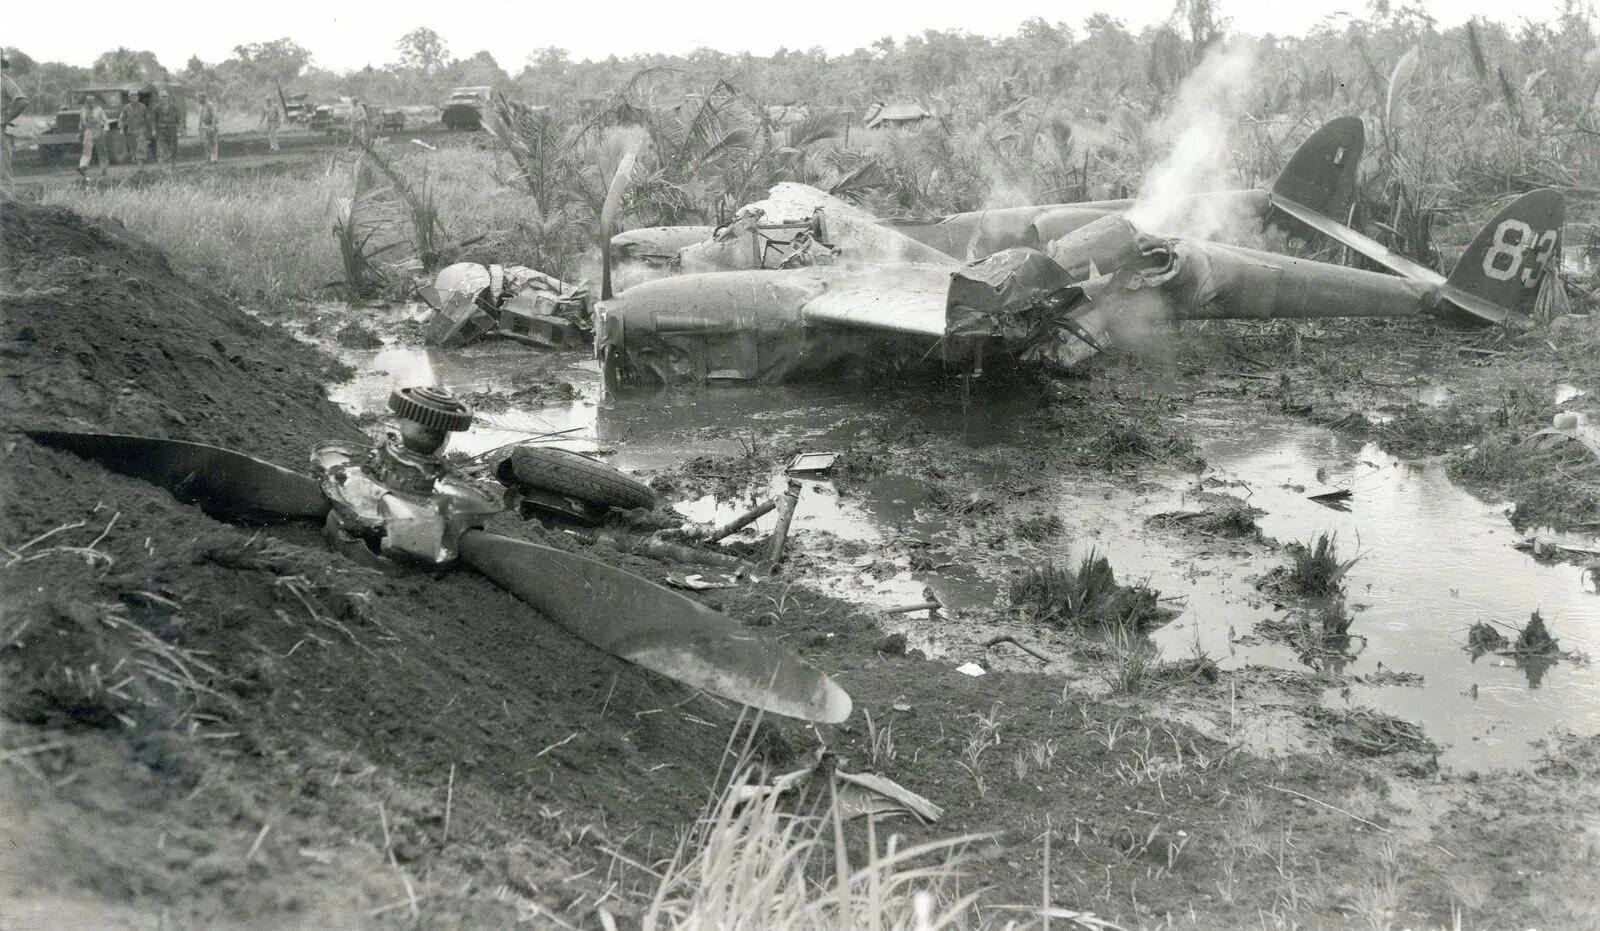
[261,94,281,153]
[120,91,149,170]
[349,97,369,147]
[77,94,110,177]
[1,55,29,184]
[153,88,180,169]
[197,92,219,163]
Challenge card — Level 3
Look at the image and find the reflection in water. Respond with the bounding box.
[330,348,1599,771]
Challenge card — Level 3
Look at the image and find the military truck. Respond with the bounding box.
[282,92,312,124]
[36,82,187,165]
[440,86,491,130]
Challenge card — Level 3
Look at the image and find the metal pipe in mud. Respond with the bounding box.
[765,479,804,568]
[692,498,779,543]
[585,530,752,571]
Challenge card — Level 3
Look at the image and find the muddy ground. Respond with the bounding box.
[3,199,1600,929]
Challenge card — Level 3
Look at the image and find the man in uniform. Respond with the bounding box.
[77,94,110,177]
[349,97,369,147]
[152,88,180,169]
[1,55,28,183]
[120,91,150,169]
[261,94,281,152]
[197,91,218,163]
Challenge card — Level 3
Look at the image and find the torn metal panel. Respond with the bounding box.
[945,246,1108,371]
[428,289,498,347]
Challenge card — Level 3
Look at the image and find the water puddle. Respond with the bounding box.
[327,343,1599,772]
[328,344,605,456]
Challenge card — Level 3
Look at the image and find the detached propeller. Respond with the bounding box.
[25,387,850,724]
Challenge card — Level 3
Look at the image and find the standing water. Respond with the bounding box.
[329,344,1597,772]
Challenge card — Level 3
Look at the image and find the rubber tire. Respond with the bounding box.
[499,447,656,511]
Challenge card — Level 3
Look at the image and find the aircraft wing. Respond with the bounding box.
[1270,195,1445,286]
[799,264,953,338]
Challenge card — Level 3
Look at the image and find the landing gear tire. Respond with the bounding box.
[497,447,657,511]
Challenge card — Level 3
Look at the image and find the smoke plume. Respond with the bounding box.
[1125,41,1259,242]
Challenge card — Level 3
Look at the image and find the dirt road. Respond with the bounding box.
[9,124,457,184]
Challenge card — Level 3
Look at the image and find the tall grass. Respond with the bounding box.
[640,763,987,930]
[41,168,343,304]
[38,144,600,306]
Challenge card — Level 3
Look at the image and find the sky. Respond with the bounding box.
[3,0,1568,72]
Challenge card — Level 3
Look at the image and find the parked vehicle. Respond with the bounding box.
[282,92,312,124]
[36,82,186,165]
[378,107,405,132]
[309,97,354,135]
[440,86,491,130]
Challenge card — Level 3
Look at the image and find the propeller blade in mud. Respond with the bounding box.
[457,529,852,723]
[25,431,331,523]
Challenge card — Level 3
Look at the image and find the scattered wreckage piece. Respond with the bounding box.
[737,755,944,824]
[596,188,1563,388]
[25,387,851,724]
[681,498,779,543]
[423,262,591,349]
[1528,413,1600,463]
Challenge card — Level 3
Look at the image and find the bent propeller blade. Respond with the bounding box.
[26,430,331,523]
[457,529,852,723]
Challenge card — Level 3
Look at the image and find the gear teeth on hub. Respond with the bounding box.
[389,386,474,432]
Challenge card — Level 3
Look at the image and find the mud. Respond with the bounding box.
[5,200,1600,929]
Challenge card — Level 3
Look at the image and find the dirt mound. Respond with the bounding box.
[0,200,755,924]
[1,198,361,461]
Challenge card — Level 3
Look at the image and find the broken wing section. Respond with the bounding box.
[595,262,957,386]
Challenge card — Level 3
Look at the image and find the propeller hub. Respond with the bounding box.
[388,386,474,455]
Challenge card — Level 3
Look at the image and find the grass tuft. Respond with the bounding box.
[1011,550,1172,630]
[640,762,988,929]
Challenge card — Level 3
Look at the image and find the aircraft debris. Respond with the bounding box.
[424,261,591,349]
[737,752,944,824]
[27,387,850,723]
[680,498,779,542]
[785,451,839,474]
[765,479,804,569]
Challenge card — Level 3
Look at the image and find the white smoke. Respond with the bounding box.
[1125,41,1260,242]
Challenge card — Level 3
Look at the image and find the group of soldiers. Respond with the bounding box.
[0,58,378,183]
[73,88,189,176]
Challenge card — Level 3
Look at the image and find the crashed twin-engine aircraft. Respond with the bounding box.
[609,116,1364,272]
[594,178,1563,386]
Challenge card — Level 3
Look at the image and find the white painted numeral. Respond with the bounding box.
[1481,220,1556,288]
[1522,229,1558,286]
[1482,219,1533,282]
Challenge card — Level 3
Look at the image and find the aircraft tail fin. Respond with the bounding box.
[1441,189,1563,323]
[1270,117,1364,221]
